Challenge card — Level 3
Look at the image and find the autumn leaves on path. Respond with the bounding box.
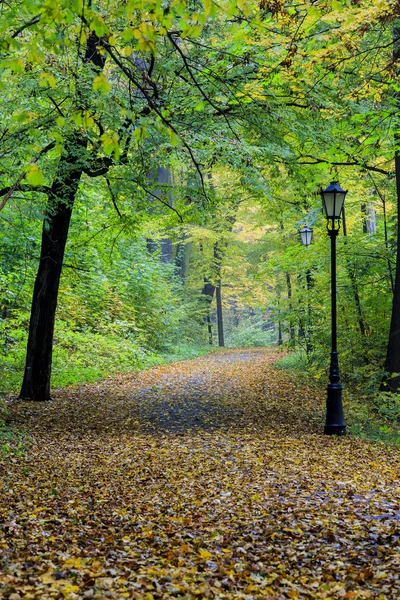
[1,349,400,599]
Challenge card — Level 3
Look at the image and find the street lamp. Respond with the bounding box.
[299,225,313,247]
[320,181,347,435]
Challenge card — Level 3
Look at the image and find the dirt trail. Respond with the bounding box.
[1,348,399,599]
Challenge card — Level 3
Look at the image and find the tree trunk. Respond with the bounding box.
[214,242,224,347]
[19,33,105,400]
[305,269,313,353]
[342,206,367,338]
[175,237,191,282]
[201,279,215,344]
[381,153,400,391]
[381,24,400,392]
[381,188,395,293]
[278,318,283,346]
[159,167,173,263]
[215,284,224,347]
[286,272,295,344]
[20,135,87,400]
[147,166,173,261]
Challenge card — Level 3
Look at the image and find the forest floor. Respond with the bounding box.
[1,347,400,600]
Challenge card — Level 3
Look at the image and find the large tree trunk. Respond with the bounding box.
[20,136,87,399]
[381,25,400,392]
[20,33,105,400]
[381,152,400,390]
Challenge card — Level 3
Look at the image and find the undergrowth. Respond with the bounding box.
[0,334,216,394]
[275,350,400,445]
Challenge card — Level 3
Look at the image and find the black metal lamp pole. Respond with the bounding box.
[321,182,347,436]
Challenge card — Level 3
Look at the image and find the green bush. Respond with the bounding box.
[227,321,277,348]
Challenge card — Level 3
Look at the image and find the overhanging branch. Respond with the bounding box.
[294,155,391,176]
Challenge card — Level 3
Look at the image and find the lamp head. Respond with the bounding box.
[299,225,313,247]
[321,181,347,221]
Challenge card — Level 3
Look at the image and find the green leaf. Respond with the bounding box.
[93,72,111,94]
[26,164,45,186]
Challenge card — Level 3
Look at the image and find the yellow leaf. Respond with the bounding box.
[198,548,212,560]
[39,571,55,584]
[26,164,45,186]
[39,72,56,88]
[64,557,83,569]
[93,72,111,94]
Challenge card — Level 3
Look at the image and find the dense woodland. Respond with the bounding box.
[0,0,400,417]
[3,3,400,599]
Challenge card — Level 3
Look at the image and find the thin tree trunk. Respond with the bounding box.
[342,206,367,337]
[214,242,224,347]
[286,272,295,344]
[175,237,191,282]
[278,318,283,346]
[158,167,173,263]
[381,190,395,293]
[215,284,224,347]
[381,24,400,392]
[146,166,173,260]
[206,313,213,345]
[201,278,215,344]
[305,269,313,353]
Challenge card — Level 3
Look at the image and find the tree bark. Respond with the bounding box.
[381,24,400,392]
[175,236,191,282]
[146,166,173,261]
[201,279,215,345]
[286,272,295,344]
[342,206,367,338]
[19,33,105,400]
[215,284,224,347]
[20,136,88,399]
[214,242,224,347]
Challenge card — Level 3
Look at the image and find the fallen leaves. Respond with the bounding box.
[1,348,400,598]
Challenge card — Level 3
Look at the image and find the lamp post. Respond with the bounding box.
[320,181,347,435]
[299,226,313,353]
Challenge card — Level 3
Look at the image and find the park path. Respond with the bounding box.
[1,348,400,599]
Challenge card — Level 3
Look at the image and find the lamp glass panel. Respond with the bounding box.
[334,192,345,218]
[322,191,336,218]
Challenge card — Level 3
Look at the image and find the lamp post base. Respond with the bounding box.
[324,379,346,435]
[324,423,346,435]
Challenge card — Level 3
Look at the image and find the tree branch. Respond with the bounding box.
[105,175,123,218]
[12,15,41,38]
[134,179,183,222]
[89,29,209,203]
[294,155,391,175]
[0,142,55,212]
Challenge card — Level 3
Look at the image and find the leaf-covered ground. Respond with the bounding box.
[1,348,399,599]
